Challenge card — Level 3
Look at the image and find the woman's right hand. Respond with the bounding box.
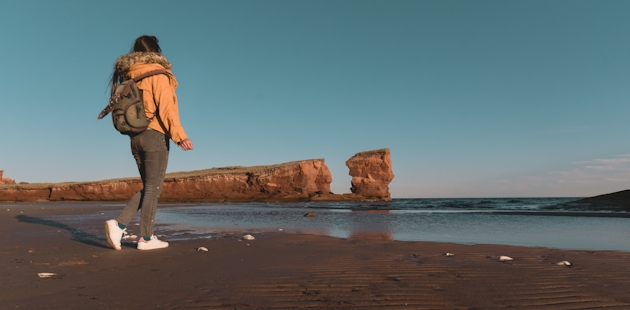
[179,139,193,151]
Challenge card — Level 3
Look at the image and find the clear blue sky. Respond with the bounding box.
[1,0,630,198]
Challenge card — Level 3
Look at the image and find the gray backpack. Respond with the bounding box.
[97,70,168,135]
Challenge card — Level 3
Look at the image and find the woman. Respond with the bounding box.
[104,35,193,250]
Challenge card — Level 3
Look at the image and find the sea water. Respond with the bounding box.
[12,198,629,252]
[152,198,630,252]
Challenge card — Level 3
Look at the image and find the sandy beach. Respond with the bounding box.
[2,204,630,309]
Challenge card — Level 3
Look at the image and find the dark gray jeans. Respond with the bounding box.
[116,129,169,237]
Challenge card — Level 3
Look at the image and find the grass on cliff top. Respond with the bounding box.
[0,159,325,189]
[166,159,324,179]
[350,148,390,158]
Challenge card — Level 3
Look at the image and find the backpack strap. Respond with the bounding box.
[120,69,169,96]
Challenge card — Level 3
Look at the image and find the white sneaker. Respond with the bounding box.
[137,235,169,250]
[104,219,125,250]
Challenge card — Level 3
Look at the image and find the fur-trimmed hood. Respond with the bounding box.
[114,52,172,77]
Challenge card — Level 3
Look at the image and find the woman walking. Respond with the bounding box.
[104,35,193,250]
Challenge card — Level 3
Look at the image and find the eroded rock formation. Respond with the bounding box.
[0,159,333,202]
[346,148,394,200]
[0,170,16,185]
[0,149,395,202]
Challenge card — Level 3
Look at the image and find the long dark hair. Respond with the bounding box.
[110,35,162,95]
[133,35,161,54]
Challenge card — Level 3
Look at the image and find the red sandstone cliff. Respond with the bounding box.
[0,170,16,185]
[0,149,395,202]
[0,159,332,202]
[346,148,394,200]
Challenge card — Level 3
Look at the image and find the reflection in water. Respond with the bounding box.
[144,203,630,251]
[291,229,331,236]
[348,231,393,240]
[348,210,392,240]
[25,198,630,251]
[28,200,630,251]
[351,210,392,213]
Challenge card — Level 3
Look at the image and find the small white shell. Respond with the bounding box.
[197,247,208,252]
[37,273,57,278]
[498,255,513,261]
[242,234,255,240]
[556,260,571,266]
[445,253,455,257]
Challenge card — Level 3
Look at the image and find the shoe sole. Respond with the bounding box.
[137,242,169,250]
[104,222,122,250]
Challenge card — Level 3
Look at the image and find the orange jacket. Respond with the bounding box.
[127,63,188,144]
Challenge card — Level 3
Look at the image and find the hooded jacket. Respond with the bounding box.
[114,52,188,144]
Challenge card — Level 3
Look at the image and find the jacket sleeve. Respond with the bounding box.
[150,74,189,144]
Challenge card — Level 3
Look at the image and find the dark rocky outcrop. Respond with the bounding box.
[553,190,630,212]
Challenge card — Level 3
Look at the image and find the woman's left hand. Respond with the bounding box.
[179,139,193,151]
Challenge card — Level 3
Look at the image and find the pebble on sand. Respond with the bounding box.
[242,234,255,241]
[498,255,513,261]
[197,247,208,252]
[304,212,318,217]
[556,260,572,266]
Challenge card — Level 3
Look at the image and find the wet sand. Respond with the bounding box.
[2,204,630,309]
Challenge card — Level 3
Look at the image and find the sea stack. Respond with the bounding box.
[346,148,394,200]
